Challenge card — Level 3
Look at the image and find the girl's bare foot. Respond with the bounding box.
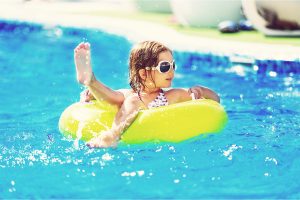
[74,42,93,86]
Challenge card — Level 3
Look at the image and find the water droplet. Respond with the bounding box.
[130,172,136,177]
[174,179,180,183]
[269,71,277,77]
[137,170,144,176]
[264,172,271,177]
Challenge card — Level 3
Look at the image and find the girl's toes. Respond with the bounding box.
[79,42,85,48]
[84,42,90,50]
[87,142,95,148]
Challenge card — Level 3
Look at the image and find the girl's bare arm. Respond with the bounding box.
[87,75,126,107]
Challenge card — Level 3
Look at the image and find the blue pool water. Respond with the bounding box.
[0,20,300,199]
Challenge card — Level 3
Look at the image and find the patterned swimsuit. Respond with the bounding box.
[147,90,169,109]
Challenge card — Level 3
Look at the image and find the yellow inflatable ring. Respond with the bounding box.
[58,99,228,144]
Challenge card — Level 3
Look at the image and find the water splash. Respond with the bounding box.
[223,144,243,160]
[73,121,86,149]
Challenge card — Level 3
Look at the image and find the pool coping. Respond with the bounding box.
[1,1,300,65]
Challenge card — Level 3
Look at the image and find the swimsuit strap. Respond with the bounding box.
[148,89,169,109]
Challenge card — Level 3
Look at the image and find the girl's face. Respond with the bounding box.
[146,51,175,89]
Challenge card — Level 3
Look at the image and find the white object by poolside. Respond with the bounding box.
[242,0,300,36]
[171,0,242,28]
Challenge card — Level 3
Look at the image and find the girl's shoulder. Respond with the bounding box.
[165,88,191,103]
[124,92,148,109]
[124,92,140,102]
[165,88,189,96]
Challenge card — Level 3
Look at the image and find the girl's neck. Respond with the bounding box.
[141,87,161,95]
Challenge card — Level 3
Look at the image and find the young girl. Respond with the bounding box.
[74,41,219,148]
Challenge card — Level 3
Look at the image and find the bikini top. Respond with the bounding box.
[148,89,169,109]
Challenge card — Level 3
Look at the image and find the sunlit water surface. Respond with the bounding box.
[0,21,300,199]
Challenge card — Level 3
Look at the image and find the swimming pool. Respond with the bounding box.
[0,20,299,198]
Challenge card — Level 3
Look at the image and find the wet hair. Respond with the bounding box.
[129,41,172,93]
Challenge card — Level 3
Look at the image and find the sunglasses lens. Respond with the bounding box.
[173,61,176,70]
[159,62,171,73]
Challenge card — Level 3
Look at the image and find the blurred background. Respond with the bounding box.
[1,0,300,40]
[2,0,298,60]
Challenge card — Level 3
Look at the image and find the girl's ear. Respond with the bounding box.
[138,69,147,81]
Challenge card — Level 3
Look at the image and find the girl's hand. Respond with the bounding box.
[188,86,204,100]
[80,89,95,102]
[189,85,220,102]
[86,130,119,148]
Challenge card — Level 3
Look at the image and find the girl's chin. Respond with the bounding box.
[162,82,172,88]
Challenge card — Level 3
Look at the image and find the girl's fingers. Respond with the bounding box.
[80,90,88,102]
[190,87,203,99]
[191,89,199,99]
[86,89,92,96]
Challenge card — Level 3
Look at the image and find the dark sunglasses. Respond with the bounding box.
[146,60,176,73]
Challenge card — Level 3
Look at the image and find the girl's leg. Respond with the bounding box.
[74,42,126,106]
[87,95,141,148]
